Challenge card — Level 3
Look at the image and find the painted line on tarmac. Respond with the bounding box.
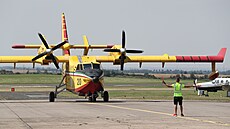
[87,103,230,127]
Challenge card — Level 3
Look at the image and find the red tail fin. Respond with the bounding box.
[217,48,227,58]
[62,13,70,55]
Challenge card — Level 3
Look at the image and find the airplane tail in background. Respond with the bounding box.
[217,48,227,58]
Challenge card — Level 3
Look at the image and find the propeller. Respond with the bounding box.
[104,30,143,70]
[193,79,198,92]
[32,33,68,69]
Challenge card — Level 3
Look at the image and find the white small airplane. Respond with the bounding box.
[194,77,230,96]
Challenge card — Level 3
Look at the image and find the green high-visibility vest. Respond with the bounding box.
[172,82,184,97]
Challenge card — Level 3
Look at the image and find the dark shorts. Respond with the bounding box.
[174,96,183,105]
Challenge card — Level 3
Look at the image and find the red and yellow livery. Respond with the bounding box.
[0,13,227,102]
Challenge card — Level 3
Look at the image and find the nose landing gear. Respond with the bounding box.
[88,91,109,102]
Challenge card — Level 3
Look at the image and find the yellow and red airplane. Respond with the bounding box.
[0,13,227,102]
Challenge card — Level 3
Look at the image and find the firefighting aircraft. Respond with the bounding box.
[0,13,227,102]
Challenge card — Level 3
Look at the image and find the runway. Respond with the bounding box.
[0,99,229,129]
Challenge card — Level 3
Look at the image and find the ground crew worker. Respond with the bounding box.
[162,77,194,117]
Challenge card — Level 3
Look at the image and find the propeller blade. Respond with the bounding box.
[193,79,198,92]
[50,53,59,69]
[122,30,125,48]
[32,52,49,61]
[126,50,143,53]
[104,49,121,52]
[51,40,68,51]
[38,33,49,49]
[120,54,125,71]
[103,30,143,71]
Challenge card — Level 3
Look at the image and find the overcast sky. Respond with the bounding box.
[0,0,229,71]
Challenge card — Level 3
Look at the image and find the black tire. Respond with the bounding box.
[88,97,93,102]
[103,91,109,102]
[49,92,55,102]
[92,95,96,102]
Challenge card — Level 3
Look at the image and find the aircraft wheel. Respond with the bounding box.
[103,91,109,102]
[92,95,96,102]
[49,92,55,102]
[88,97,93,102]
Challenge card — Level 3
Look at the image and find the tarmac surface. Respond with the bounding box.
[0,98,230,129]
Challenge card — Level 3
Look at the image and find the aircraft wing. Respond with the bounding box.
[0,56,35,63]
[96,48,226,63]
[96,55,176,63]
[0,56,69,64]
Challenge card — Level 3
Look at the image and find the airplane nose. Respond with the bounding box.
[92,77,99,83]
[83,69,103,83]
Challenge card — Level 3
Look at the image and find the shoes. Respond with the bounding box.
[172,114,184,117]
[172,114,177,116]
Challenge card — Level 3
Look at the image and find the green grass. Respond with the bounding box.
[0,74,229,101]
[0,74,61,84]
[104,77,161,84]
[104,76,195,86]
[0,74,195,85]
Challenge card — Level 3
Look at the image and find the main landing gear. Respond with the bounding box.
[88,91,109,102]
[49,75,66,102]
[103,91,109,102]
[205,91,209,97]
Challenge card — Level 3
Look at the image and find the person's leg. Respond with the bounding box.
[179,97,184,116]
[174,105,177,115]
[173,97,178,116]
[180,105,184,116]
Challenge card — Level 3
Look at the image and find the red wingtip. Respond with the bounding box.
[217,48,227,57]
[12,45,25,48]
[107,45,114,48]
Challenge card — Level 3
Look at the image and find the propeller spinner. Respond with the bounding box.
[104,31,143,70]
[32,33,68,69]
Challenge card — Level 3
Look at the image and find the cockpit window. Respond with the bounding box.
[83,64,92,69]
[93,64,100,69]
[76,64,83,70]
[212,80,215,84]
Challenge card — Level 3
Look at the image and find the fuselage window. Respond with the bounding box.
[212,81,215,84]
[216,80,219,84]
[83,64,92,69]
[93,64,100,69]
[221,80,224,83]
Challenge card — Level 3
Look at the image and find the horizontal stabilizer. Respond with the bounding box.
[12,44,114,49]
[71,44,114,49]
[12,45,42,49]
